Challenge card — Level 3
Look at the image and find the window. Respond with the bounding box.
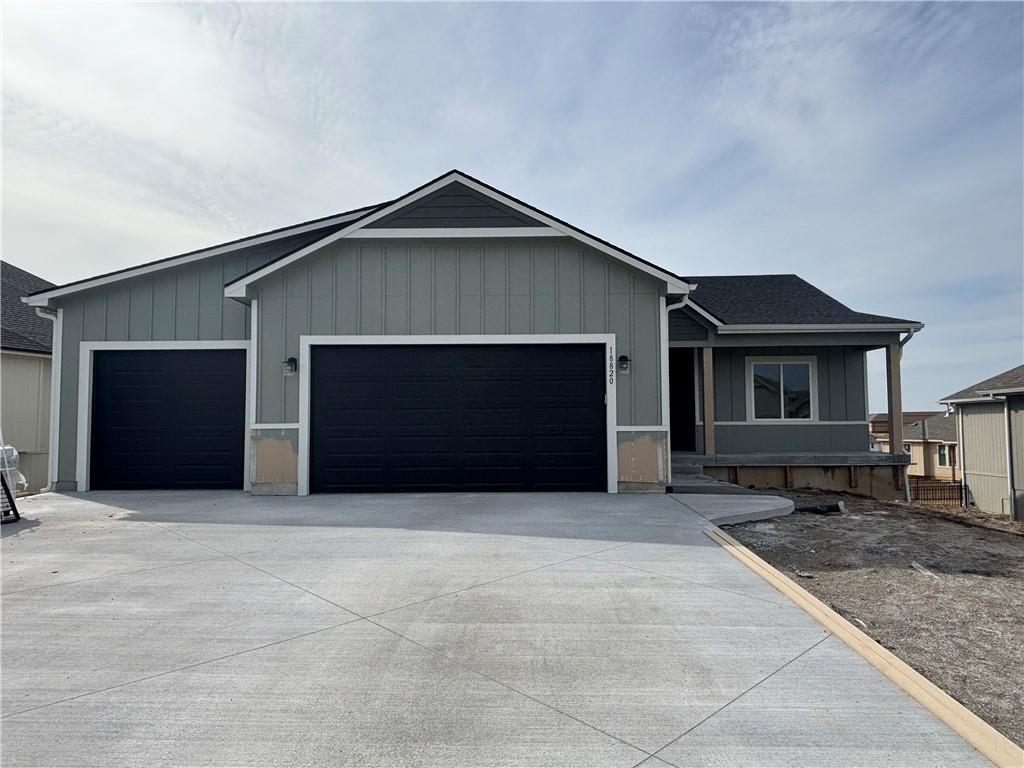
[938,444,949,467]
[749,359,814,420]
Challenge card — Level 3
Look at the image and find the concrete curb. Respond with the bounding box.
[671,493,794,526]
[706,527,1023,768]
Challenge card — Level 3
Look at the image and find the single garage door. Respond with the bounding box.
[90,349,246,490]
[310,344,607,493]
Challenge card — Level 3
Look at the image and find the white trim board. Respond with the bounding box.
[225,171,693,299]
[297,333,619,496]
[35,307,62,490]
[24,209,375,308]
[718,323,923,334]
[75,340,251,492]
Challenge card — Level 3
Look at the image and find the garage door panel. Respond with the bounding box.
[90,349,245,490]
[310,344,606,493]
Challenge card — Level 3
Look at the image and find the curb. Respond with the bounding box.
[705,526,1023,768]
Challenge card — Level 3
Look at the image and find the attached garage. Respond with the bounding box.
[307,342,609,493]
[83,345,247,490]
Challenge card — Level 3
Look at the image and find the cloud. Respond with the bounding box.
[2,2,1020,409]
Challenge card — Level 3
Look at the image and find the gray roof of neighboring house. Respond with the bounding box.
[941,364,1024,402]
[2,262,55,353]
[903,413,958,443]
[685,274,918,326]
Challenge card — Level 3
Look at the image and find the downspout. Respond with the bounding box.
[34,307,62,493]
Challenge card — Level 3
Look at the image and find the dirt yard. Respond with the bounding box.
[724,490,1024,747]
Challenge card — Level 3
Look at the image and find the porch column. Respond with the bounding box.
[885,343,904,490]
[702,346,715,455]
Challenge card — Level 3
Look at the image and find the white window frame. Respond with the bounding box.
[76,340,252,492]
[745,356,818,423]
[297,334,618,496]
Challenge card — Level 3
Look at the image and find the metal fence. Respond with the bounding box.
[909,478,963,506]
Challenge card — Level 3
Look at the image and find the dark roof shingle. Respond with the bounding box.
[941,364,1024,402]
[903,413,958,442]
[685,274,918,326]
[2,262,55,353]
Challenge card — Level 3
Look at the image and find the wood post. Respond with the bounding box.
[886,343,904,490]
[701,347,715,455]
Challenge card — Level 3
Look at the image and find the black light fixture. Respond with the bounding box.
[283,357,298,376]
[617,354,631,372]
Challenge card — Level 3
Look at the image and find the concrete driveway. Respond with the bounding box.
[1,492,989,767]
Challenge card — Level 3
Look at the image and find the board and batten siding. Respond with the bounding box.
[254,237,665,427]
[960,400,1009,516]
[1,351,51,493]
[50,242,285,486]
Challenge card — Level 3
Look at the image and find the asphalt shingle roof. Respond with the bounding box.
[941,364,1024,402]
[903,413,958,443]
[685,274,918,326]
[2,262,55,353]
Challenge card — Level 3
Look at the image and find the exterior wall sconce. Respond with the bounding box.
[618,355,631,372]
[283,357,298,376]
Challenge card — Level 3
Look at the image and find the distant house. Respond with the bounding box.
[868,410,941,442]
[876,412,959,481]
[1,262,55,493]
[940,365,1024,520]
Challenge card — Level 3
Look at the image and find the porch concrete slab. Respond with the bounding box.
[1,557,356,716]
[671,493,794,526]
[0,620,646,768]
[656,636,989,767]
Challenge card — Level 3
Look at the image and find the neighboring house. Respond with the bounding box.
[868,411,941,442]
[876,412,960,481]
[23,170,921,498]
[1,262,56,493]
[940,365,1024,520]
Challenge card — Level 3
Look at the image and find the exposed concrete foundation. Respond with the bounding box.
[250,428,298,496]
[616,430,668,492]
[703,464,905,501]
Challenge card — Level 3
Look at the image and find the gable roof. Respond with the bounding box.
[2,262,55,353]
[902,412,958,443]
[23,202,385,307]
[941,364,1024,403]
[684,274,921,332]
[223,170,694,298]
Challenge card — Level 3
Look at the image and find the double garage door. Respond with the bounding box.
[89,344,607,492]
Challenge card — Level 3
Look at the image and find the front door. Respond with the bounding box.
[669,348,697,452]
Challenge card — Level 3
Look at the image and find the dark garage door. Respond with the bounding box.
[90,349,246,490]
[310,344,607,493]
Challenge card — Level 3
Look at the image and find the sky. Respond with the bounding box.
[3,2,1022,411]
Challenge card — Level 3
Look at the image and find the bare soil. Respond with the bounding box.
[724,490,1024,747]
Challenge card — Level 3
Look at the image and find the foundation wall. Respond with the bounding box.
[704,464,905,501]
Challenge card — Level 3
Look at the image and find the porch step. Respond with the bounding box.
[673,463,705,476]
[667,473,760,496]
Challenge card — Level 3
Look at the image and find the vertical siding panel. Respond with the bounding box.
[57,300,84,483]
[507,243,531,334]
[845,349,866,420]
[82,293,107,341]
[531,243,556,333]
[482,243,507,334]
[223,254,248,340]
[174,269,200,340]
[729,349,745,421]
[128,280,154,341]
[383,244,410,334]
[433,245,458,334]
[152,271,177,340]
[630,278,659,424]
[828,347,847,421]
[309,251,335,334]
[258,283,285,423]
[358,245,385,334]
[409,245,433,334]
[816,348,832,420]
[104,285,130,340]
[197,260,224,340]
[283,268,310,422]
[457,245,483,334]
[334,245,359,334]
[581,253,607,333]
[607,261,632,424]
[556,245,582,334]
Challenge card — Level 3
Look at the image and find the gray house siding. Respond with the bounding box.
[367,183,542,229]
[692,346,869,454]
[50,238,303,486]
[668,309,709,341]
[254,237,665,427]
[960,401,1009,515]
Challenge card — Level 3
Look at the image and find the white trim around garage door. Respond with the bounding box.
[297,334,619,496]
[76,340,251,492]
